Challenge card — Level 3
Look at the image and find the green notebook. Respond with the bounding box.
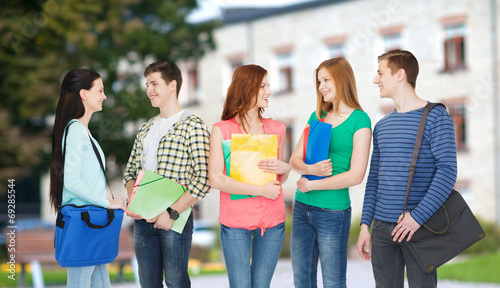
[222,139,257,201]
[126,170,192,234]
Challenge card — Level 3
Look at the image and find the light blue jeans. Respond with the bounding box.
[67,264,110,288]
[220,222,285,288]
[291,200,351,288]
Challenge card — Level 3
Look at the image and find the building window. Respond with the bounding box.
[443,99,467,151]
[229,59,243,74]
[440,16,466,72]
[380,26,403,51]
[328,43,346,58]
[277,52,293,93]
[383,33,402,51]
[443,23,466,71]
[186,66,199,106]
[324,36,346,58]
[284,124,294,163]
[227,52,245,75]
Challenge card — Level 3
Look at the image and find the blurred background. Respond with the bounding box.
[1,0,500,286]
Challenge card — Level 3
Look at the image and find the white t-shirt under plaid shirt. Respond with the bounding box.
[123,110,210,200]
[144,110,184,172]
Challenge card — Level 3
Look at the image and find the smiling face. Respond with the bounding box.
[317,67,336,103]
[145,72,176,108]
[82,78,106,113]
[255,76,271,109]
[374,59,399,99]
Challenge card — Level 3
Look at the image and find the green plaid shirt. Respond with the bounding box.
[123,110,210,200]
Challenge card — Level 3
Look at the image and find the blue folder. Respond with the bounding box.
[303,120,332,180]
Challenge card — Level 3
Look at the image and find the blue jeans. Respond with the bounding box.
[67,264,110,288]
[133,213,193,288]
[371,219,437,288]
[220,222,285,288]
[291,200,351,288]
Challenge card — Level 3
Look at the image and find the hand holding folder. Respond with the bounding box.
[126,170,192,234]
[302,119,333,180]
[223,134,278,200]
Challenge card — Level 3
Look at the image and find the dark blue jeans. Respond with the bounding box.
[133,214,193,288]
[371,219,437,288]
[220,222,285,288]
[291,200,351,288]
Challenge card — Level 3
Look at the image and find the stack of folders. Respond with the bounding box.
[302,119,333,180]
[126,170,192,234]
[222,134,278,200]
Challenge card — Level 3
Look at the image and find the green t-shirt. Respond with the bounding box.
[295,109,371,210]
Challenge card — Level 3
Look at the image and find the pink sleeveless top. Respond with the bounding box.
[215,118,286,235]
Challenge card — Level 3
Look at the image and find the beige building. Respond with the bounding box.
[179,0,500,224]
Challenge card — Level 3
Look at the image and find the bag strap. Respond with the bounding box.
[81,209,115,229]
[88,134,114,199]
[56,122,73,228]
[58,121,76,208]
[403,102,446,212]
[59,121,114,209]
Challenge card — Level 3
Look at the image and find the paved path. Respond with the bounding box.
[104,259,500,288]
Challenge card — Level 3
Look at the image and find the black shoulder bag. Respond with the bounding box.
[403,103,485,273]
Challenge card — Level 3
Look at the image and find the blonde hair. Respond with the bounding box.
[314,58,363,118]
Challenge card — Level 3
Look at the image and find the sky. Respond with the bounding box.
[187,0,314,23]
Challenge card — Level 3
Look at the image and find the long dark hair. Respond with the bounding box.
[221,64,267,133]
[49,69,101,211]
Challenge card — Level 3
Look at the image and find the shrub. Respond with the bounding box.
[462,218,500,254]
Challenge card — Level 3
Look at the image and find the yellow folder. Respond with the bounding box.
[229,134,278,187]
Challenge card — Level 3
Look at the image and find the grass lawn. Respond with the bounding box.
[438,252,500,283]
[0,266,135,287]
[0,253,498,286]
[0,261,226,287]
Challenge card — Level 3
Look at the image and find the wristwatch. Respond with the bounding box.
[166,207,179,220]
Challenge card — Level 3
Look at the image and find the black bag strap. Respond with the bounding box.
[88,134,114,199]
[403,102,452,234]
[403,102,446,212]
[58,121,76,208]
[81,209,115,229]
[59,120,114,209]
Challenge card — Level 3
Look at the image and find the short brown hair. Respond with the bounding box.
[314,58,363,118]
[378,49,419,89]
[144,61,183,97]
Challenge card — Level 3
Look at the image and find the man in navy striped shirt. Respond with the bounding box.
[356,50,457,287]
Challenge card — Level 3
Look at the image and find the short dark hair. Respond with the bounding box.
[378,49,419,89]
[144,61,183,97]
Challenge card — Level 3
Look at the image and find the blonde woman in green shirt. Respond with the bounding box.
[289,58,372,288]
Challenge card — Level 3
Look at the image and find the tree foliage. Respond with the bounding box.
[0,0,217,186]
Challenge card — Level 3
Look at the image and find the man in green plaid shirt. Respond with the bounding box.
[123,61,210,288]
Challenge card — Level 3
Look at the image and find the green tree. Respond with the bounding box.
[0,0,217,193]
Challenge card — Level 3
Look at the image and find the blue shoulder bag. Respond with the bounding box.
[55,121,123,267]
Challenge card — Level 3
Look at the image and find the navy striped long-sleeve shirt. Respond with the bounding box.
[360,104,457,226]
